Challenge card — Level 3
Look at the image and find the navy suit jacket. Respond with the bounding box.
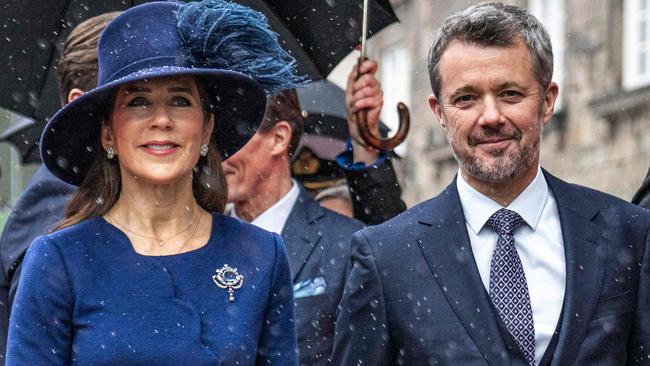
[332,171,650,365]
[281,188,363,366]
[0,165,73,363]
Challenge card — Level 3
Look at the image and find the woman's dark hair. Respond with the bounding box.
[54,78,228,231]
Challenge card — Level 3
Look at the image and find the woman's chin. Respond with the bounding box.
[124,168,193,187]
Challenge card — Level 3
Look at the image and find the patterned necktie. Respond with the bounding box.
[486,208,535,365]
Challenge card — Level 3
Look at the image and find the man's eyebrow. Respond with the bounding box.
[494,81,523,90]
[448,85,477,100]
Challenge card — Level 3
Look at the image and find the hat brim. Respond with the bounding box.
[40,66,266,186]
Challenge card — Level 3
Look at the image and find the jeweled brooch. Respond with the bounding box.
[213,264,244,302]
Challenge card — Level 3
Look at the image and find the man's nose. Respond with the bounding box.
[478,97,504,127]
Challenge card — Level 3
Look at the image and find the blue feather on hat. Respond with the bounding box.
[177,0,306,96]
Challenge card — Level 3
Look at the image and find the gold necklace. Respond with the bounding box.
[107,208,197,247]
[173,211,203,254]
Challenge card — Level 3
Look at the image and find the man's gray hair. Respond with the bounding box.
[427,2,553,98]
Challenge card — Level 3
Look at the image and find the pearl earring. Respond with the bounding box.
[106,146,116,160]
[199,143,208,157]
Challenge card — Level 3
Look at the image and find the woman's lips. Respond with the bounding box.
[140,142,179,156]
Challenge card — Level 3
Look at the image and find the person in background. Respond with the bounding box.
[314,180,354,218]
[293,77,406,225]
[223,88,363,366]
[7,1,300,364]
[0,11,120,362]
[332,2,650,365]
[341,59,407,225]
[291,133,353,217]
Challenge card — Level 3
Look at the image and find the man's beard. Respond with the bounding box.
[447,122,541,184]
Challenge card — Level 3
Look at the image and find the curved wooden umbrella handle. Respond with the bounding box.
[356,102,410,151]
[354,58,410,151]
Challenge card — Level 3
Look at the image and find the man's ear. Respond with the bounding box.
[67,88,85,104]
[541,82,559,125]
[428,94,447,131]
[270,121,292,157]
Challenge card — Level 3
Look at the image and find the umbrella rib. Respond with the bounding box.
[35,0,74,110]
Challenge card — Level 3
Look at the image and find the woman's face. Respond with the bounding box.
[101,75,214,186]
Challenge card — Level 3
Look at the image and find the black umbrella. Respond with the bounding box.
[0,0,154,163]
[237,0,398,80]
[0,113,41,163]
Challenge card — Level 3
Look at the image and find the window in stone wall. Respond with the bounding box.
[624,0,650,89]
[379,44,411,156]
[529,0,565,111]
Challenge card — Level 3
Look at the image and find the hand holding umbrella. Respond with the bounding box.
[346,59,384,163]
[354,0,410,151]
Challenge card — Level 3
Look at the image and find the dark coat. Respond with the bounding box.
[346,158,406,225]
[332,171,650,365]
[0,165,73,363]
[282,187,363,366]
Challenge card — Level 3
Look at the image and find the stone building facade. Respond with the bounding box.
[349,0,650,207]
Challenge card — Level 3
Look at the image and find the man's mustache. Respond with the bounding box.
[468,127,522,147]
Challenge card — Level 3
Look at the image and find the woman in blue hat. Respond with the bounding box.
[6,1,301,365]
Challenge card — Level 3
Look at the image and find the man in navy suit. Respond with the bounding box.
[0,13,120,363]
[223,89,365,366]
[332,2,650,365]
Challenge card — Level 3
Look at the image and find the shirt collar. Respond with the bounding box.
[456,167,549,235]
[231,180,301,234]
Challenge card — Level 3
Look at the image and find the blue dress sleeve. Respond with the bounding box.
[256,233,297,366]
[6,235,73,365]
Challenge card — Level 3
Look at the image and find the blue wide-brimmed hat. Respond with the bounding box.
[41,0,302,186]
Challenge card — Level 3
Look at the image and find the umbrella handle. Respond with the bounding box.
[354,57,410,151]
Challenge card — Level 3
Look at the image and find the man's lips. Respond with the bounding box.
[470,137,514,151]
[477,137,511,144]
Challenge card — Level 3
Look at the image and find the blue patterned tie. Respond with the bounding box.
[486,208,535,365]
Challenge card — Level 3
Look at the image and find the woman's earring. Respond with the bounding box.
[199,143,208,157]
[106,146,116,160]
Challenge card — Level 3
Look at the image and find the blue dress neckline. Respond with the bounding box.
[98,212,217,258]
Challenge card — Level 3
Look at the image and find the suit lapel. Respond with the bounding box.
[416,179,512,366]
[545,172,607,365]
[281,188,324,282]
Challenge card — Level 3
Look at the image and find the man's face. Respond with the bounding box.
[222,130,275,204]
[429,39,558,186]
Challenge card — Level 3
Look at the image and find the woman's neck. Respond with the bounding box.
[106,173,208,254]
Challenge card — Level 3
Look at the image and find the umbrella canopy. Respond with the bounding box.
[0,113,40,163]
[0,0,154,163]
[237,0,397,79]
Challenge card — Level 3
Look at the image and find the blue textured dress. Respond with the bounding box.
[6,213,297,365]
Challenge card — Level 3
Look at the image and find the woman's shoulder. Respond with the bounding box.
[38,217,108,252]
[47,216,105,238]
[212,213,282,250]
[24,219,104,272]
[214,213,277,238]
